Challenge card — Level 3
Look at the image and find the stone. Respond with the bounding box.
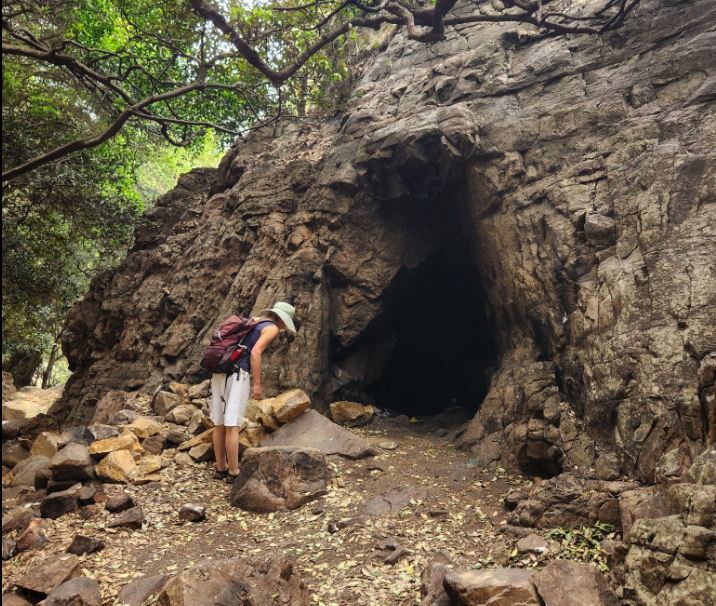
[419,555,452,606]
[3,507,37,534]
[10,455,50,486]
[125,416,163,439]
[359,485,428,517]
[176,427,213,451]
[48,443,94,481]
[246,399,280,430]
[79,505,102,520]
[87,423,120,441]
[95,450,138,483]
[105,492,135,512]
[58,426,93,446]
[90,390,133,424]
[516,534,549,555]
[41,486,81,519]
[155,555,309,606]
[2,593,33,606]
[142,433,167,454]
[3,536,17,560]
[268,389,312,424]
[136,454,163,477]
[46,479,78,493]
[532,560,619,606]
[179,503,206,522]
[31,432,62,457]
[88,432,144,457]
[39,576,102,606]
[187,380,210,400]
[153,391,181,417]
[118,575,170,606]
[444,568,540,606]
[329,401,374,426]
[107,409,140,425]
[77,485,100,504]
[230,447,328,512]
[15,553,80,595]
[106,505,144,529]
[378,440,399,450]
[165,404,199,426]
[3,442,30,467]
[66,534,105,555]
[187,410,212,434]
[261,410,376,459]
[188,442,213,462]
[174,451,195,466]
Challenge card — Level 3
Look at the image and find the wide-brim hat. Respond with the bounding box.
[261,301,297,334]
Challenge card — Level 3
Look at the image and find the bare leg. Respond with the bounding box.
[213,425,228,472]
[225,426,241,475]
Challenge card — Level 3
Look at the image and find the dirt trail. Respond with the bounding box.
[3,415,527,605]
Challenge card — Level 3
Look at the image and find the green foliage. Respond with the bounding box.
[545,522,615,572]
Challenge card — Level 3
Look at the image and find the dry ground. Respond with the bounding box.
[3,415,531,605]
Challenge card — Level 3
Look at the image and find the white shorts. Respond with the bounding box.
[210,370,250,427]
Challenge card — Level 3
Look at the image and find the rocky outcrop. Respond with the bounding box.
[56,0,714,486]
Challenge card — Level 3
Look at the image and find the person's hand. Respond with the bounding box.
[251,385,263,400]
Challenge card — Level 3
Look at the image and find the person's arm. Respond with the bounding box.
[249,324,279,400]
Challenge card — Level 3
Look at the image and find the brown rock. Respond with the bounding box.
[2,442,30,468]
[142,433,167,454]
[246,399,280,430]
[187,380,210,400]
[30,432,62,458]
[125,416,163,439]
[230,447,328,512]
[329,401,374,426]
[118,575,170,606]
[165,404,199,426]
[2,593,33,606]
[48,443,94,481]
[2,507,37,534]
[10,455,50,486]
[58,427,93,447]
[78,505,102,520]
[89,432,144,457]
[174,451,195,466]
[444,568,540,606]
[176,427,213,451]
[105,492,135,512]
[261,410,376,459]
[178,503,206,522]
[39,576,102,606]
[91,390,133,424]
[187,410,212,434]
[155,555,309,606]
[87,423,119,441]
[106,505,144,529]
[95,450,138,483]
[419,555,452,606]
[40,486,81,519]
[66,534,105,555]
[359,484,428,517]
[188,443,214,462]
[15,553,80,595]
[3,536,17,560]
[516,534,549,555]
[532,560,618,606]
[153,391,181,417]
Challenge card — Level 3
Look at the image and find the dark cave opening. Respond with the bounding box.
[361,249,498,417]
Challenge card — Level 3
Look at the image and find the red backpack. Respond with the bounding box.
[201,315,258,374]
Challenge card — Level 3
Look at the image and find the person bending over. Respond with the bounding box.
[210,301,296,482]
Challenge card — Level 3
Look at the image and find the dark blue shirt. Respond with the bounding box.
[237,320,275,371]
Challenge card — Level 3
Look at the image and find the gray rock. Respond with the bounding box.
[261,410,376,459]
[106,505,144,529]
[39,576,102,606]
[118,574,170,606]
[48,443,94,481]
[10,455,49,486]
[87,424,120,441]
[15,553,80,595]
[40,485,81,519]
[105,492,134,513]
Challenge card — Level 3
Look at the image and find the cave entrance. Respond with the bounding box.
[361,248,497,417]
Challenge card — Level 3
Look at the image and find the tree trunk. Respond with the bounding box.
[42,342,60,389]
[4,349,42,387]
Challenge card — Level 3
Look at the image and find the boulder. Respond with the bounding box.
[106,506,144,529]
[239,422,268,448]
[48,443,94,481]
[11,455,50,486]
[3,442,30,467]
[2,593,33,606]
[3,507,37,534]
[14,553,80,596]
[174,452,195,466]
[165,404,199,426]
[329,401,374,426]
[142,433,167,454]
[87,423,120,441]
[230,447,328,512]
[443,568,540,606]
[270,389,312,424]
[89,432,144,457]
[39,576,102,606]
[532,560,619,606]
[118,575,170,606]
[66,534,105,555]
[419,555,452,606]
[260,410,376,459]
[188,443,213,462]
[177,428,213,451]
[246,399,280,430]
[31,432,62,458]
[125,416,163,439]
[95,450,138,483]
[41,485,81,519]
[155,555,309,606]
[187,410,212,434]
[153,391,182,417]
[58,426,93,446]
[91,390,132,425]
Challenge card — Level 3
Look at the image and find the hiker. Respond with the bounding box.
[209,302,296,482]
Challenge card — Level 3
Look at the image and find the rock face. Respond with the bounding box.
[230,446,328,512]
[55,0,714,486]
